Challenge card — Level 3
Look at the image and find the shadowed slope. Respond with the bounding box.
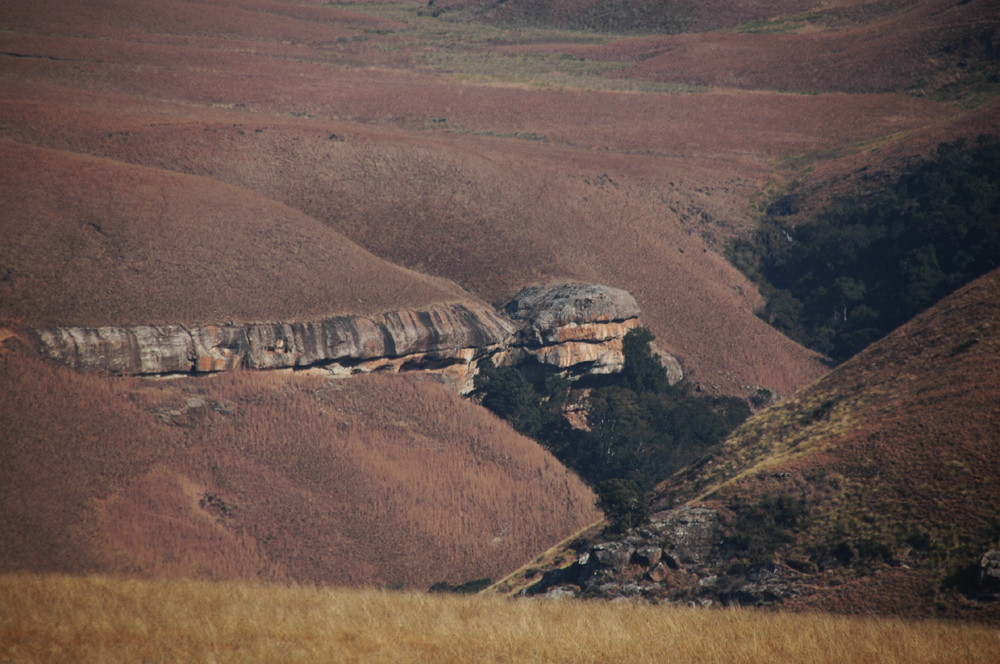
[0,337,600,589]
[0,139,469,327]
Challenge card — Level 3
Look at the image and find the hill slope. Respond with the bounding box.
[4,0,962,395]
[457,0,1000,96]
[0,336,600,589]
[659,267,1000,618]
[0,139,469,327]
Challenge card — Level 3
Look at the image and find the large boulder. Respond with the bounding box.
[648,507,724,566]
[505,283,641,345]
[979,550,1000,593]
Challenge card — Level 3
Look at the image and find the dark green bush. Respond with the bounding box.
[730,135,1000,362]
[428,577,493,594]
[596,479,650,533]
[473,327,750,493]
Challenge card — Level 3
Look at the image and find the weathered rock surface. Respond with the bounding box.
[519,502,802,606]
[27,283,682,391]
[979,550,1000,593]
[501,283,652,378]
[29,303,514,390]
[592,542,636,570]
[505,283,642,342]
[650,343,684,386]
[647,507,724,566]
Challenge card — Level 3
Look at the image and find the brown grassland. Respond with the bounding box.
[4,573,1000,664]
[0,336,600,589]
[662,268,1000,618]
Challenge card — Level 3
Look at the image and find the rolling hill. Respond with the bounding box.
[4,0,958,396]
[0,334,600,589]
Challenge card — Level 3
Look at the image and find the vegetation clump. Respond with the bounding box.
[723,493,806,566]
[474,328,750,493]
[429,577,493,594]
[729,135,1000,362]
[595,478,650,534]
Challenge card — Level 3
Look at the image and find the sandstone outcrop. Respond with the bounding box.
[26,283,682,391]
[502,284,648,379]
[28,303,514,390]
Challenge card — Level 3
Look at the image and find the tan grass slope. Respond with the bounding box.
[0,337,600,589]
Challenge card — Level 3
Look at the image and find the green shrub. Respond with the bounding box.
[596,479,650,533]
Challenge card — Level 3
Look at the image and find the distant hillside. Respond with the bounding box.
[0,337,600,589]
[4,0,964,396]
[430,0,817,34]
[497,268,1000,620]
[467,0,999,97]
[0,139,469,327]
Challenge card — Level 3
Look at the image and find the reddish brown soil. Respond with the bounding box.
[0,336,600,589]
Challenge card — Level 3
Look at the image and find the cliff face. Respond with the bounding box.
[26,284,681,391]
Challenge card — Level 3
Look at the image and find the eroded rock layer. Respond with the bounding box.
[27,284,681,391]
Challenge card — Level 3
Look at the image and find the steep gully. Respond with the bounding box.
[25,284,683,392]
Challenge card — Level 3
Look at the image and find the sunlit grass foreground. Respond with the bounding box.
[2,574,998,663]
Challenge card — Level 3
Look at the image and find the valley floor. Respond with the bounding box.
[3,574,998,664]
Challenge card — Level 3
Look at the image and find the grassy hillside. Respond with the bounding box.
[490,268,1000,620]
[4,574,999,663]
[444,0,1000,97]
[0,139,469,327]
[0,337,600,589]
[650,267,1000,618]
[4,0,1000,624]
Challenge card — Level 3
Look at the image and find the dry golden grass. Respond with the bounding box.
[3,573,999,664]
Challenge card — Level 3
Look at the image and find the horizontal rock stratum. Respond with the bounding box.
[26,284,682,391]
